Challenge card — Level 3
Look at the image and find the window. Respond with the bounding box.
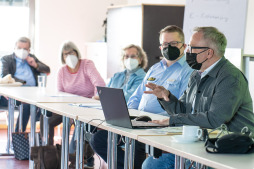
[0,0,29,57]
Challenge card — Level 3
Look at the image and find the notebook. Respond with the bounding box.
[97,86,168,129]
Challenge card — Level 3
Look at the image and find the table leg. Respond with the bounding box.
[61,116,66,169]
[79,122,84,169]
[124,137,130,169]
[7,98,15,154]
[18,104,23,132]
[150,146,154,157]
[179,156,185,169]
[196,162,207,169]
[129,139,135,169]
[75,120,81,169]
[29,104,36,169]
[42,109,49,146]
[64,117,70,169]
[145,144,149,155]
[175,155,180,169]
[112,133,118,169]
[107,131,112,169]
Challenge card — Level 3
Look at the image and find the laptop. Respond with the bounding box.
[97,86,168,129]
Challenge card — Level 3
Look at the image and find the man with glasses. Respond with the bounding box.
[143,27,254,169]
[0,37,50,132]
[91,25,193,169]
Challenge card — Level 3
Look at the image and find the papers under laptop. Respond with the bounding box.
[97,86,168,129]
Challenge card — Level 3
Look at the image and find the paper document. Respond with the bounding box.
[46,94,79,97]
[69,103,102,110]
[148,127,182,135]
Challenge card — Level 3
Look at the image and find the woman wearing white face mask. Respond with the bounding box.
[93,44,148,102]
[43,41,105,168]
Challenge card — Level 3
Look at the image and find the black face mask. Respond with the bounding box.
[162,45,181,61]
[186,49,209,70]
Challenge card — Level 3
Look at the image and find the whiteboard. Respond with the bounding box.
[224,48,242,71]
[183,0,248,48]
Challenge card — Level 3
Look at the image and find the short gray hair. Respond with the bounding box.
[16,37,31,48]
[122,44,148,69]
[60,41,81,64]
[193,27,227,56]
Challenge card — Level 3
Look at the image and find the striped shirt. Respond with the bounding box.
[57,59,105,98]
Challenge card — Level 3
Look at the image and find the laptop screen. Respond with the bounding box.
[97,86,133,128]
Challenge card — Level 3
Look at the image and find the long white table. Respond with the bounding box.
[36,102,171,169]
[36,102,101,169]
[2,87,253,169]
[138,135,254,169]
[0,86,98,169]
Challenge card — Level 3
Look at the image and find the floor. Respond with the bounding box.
[0,127,107,169]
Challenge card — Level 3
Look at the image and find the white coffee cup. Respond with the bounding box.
[182,125,202,139]
[37,75,46,87]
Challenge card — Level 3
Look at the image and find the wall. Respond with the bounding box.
[244,0,254,55]
[34,0,253,89]
[129,0,254,55]
[34,0,127,89]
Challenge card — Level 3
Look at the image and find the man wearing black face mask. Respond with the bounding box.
[91,25,193,169]
[143,26,254,169]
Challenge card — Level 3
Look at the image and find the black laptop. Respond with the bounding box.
[97,86,167,129]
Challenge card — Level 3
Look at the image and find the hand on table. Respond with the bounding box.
[149,118,170,125]
[144,83,170,101]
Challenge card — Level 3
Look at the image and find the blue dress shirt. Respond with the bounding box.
[127,56,193,115]
[107,67,146,102]
[14,57,36,86]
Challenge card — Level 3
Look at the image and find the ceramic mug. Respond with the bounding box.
[182,125,202,139]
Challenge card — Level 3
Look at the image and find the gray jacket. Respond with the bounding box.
[0,53,50,85]
[159,56,254,133]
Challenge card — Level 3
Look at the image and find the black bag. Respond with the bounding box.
[205,133,254,154]
[30,144,61,169]
[12,132,42,160]
[12,132,30,160]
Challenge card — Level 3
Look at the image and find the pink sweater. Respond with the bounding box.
[57,59,105,98]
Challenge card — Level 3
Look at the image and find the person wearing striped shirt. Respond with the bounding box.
[49,41,105,168]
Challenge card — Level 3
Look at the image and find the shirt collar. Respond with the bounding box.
[124,67,143,76]
[161,55,186,68]
[199,57,222,78]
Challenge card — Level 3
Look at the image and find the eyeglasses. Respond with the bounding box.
[124,54,138,59]
[63,50,75,57]
[160,41,182,48]
[187,45,210,53]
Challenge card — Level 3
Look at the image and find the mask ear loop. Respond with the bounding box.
[179,43,185,57]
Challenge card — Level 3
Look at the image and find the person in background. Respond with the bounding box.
[143,26,254,169]
[93,44,148,102]
[0,36,50,132]
[90,25,193,169]
[44,40,105,169]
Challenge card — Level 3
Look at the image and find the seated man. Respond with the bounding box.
[90,25,193,169]
[143,26,254,169]
[0,37,50,132]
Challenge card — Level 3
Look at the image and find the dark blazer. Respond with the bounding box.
[0,53,50,85]
[159,56,254,133]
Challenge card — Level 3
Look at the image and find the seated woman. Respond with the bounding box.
[93,44,148,102]
[47,41,105,168]
[91,44,148,169]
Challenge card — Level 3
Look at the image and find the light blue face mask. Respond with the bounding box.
[124,58,139,71]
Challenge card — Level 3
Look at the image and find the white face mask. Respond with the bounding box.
[66,55,78,69]
[124,58,139,71]
[15,49,29,60]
